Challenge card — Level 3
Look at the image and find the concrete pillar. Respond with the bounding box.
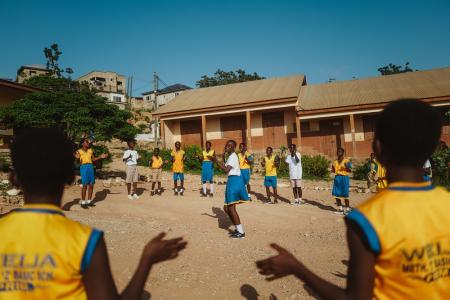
[349,114,357,157]
[201,115,207,149]
[246,111,252,151]
[296,116,302,149]
[160,118,166,148]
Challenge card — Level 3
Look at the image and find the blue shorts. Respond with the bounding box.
[224,175,250,205]
[264,176,277,188]
[80,164,95,185]
[173,172,184,181]
[332,175,350,199]
[423,175,431,182]
[240,168,251,185]
[201,161,214,182]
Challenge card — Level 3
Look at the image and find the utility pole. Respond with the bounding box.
[153,72,159,145]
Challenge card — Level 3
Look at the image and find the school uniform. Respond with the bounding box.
[171,149,185,181]
[123,149,139,183]
[150,156,163,182]
[238,151,253,185]
[376,160,388,190]
[201,150,215,183]
[332,158,352,199]
[0,204,103,300]
[423,159,432,182]
[285,152,302,187]
[264,155,277,188]
[346,181,450,299]
[77,148,95,185]
[224,152,249,206]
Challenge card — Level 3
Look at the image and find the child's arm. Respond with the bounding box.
[210,156,232,174]
[274,156,280,168]
[261,158,266,167]
[92,153,108,162]
[83,232,187,300]
[256,220,375,300]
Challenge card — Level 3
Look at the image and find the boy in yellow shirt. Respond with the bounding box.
[171,141,185,196]
[257,99,450,299]
[149,148,165,196]
[261,147,280,204]
[1,128,187,300]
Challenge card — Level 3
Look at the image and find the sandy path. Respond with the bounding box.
[60,169,371,300]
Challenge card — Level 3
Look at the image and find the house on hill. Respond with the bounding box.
[153,67,450,158]
[16,64,51,83]
[142,83,191,110]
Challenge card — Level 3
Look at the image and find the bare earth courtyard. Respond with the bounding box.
[56,167,371,300]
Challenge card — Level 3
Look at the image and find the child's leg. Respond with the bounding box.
[247,184,251,193]
[180,180,184,195]
[202,181,207,195]
[265,186,271,201]
[228,205,244,234]
[81,185,87,201]
[127,183,132,195]
[335,198,343,212]
[292,188,298,202]
[273,187,278,203]
[157,181,161,192]
[151,182,156,191]
[209,181,214,195]
[297,187,303,201]
[174,179,178,192]
[344,199,350,212]
[87,184,94,203]
[133,182,138,195]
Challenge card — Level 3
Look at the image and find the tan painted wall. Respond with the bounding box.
[76,71,126,95]
[164,120,181,146]
[250,112,263,136]
[343,115,364,142]
[284,109,296,134]
[16,68,50,83]
[206,116,221,140]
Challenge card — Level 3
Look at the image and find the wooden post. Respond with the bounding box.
[160,118,166,148]
[246,111,252,150]
[295,116,302,149]
[201,115,206,149]
[349,114,357,157]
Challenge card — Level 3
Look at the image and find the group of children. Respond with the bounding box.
[1,99,449,299]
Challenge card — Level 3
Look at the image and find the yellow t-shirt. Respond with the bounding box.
[0,203,102,300]
[264,155,277,177]
[376,161,388,190]
[238,151,252,169]
[346,182,450,299]
[202,150,215,161]
[77,148,93,164]
[171,149,185,173]
[333,158,351,176]
[151,156,163,169]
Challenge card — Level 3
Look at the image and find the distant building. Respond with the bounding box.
[130,96,152,110]
[76,71,127,109]
[16,64,51,83]
[142,83,191,110]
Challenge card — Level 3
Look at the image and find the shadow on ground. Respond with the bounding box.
[303,199,338,212]
[201,206,233,233]
[240,283,277,300]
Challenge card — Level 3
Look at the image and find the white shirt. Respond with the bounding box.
[225,152,241,176]
[285,151,302,179]
[123,149,139,165]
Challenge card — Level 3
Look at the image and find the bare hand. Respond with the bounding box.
[208,155,217,162]
[143,232,187,265]
[100,153,108,159]
[256,243,302,281]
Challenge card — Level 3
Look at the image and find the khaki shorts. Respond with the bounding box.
[149,168,162,182]
[126,165,139,183]
[290,179,302,188]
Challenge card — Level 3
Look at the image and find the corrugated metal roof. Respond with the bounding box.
[298,67,450,111]
[154,75,305,115]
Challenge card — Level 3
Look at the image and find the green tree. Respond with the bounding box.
[43,43,74,78]
[0,90,140,143]
[377,62,416,75]
[23,74,90,92]
[196,69,265,88]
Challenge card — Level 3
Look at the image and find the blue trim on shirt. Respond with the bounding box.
[388,185,434,191]
[81,229,103,273]
[346,209,381,254]
[13,208,65,216]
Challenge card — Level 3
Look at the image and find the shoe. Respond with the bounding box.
[87,201,96,207]
[228,229,238,236]
[174,190,178,196]
[293,200,299,205]
[209,193,214,198]
[150,191,155,196]
[334,210,345,215]
[299,199,305,204]
[157,189,162,195]
[200,192,207,197]
[180,189,184,196]
[128,195,133,200]
[230,232,246,239]
[81,204,89,209]
[133,193,139,199]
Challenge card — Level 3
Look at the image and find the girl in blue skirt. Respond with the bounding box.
[211,140,249,239]
[199,141,215,197]
[331,147,352,215]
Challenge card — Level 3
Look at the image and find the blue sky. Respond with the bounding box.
[1,0,449,95]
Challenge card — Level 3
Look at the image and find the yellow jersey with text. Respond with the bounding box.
[0,204,103,300]
[171,149,185,173]
[77,148,93,165]
[151,156,163,169]
[238,152,252,169]
[376,161,388,190]
[264,155,277,177]
[346,182,450,300]
[202,150,215,161]
[332,158,352,176]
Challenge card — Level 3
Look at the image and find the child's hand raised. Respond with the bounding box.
[143,232,187,265]
[256,243,302,281]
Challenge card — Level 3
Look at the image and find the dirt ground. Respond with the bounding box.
[54,160,373,300]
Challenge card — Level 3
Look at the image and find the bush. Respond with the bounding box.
[0,156,10,173]
[137,148,172,172]
[278,154,330,180]
[431,147,450,188]
[353,160,370,180]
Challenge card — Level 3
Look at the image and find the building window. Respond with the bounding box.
[113,96,122,102]
[29,71,36,76]
[117,81,122,85]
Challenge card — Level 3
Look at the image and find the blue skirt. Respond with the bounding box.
[80,164,95,185]
[224,175,250,206]
[240,168,251,184]
[332,175,349,199]
[201,161,214,182]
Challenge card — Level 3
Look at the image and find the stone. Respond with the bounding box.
[6,189,20,196]
[1,180,9,185]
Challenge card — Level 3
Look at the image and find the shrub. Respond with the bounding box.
[431,147,450,188]
[0,156,10,173]
[277,154,330,180]
[353,160,370,180]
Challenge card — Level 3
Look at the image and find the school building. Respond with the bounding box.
[153,67,450,158]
